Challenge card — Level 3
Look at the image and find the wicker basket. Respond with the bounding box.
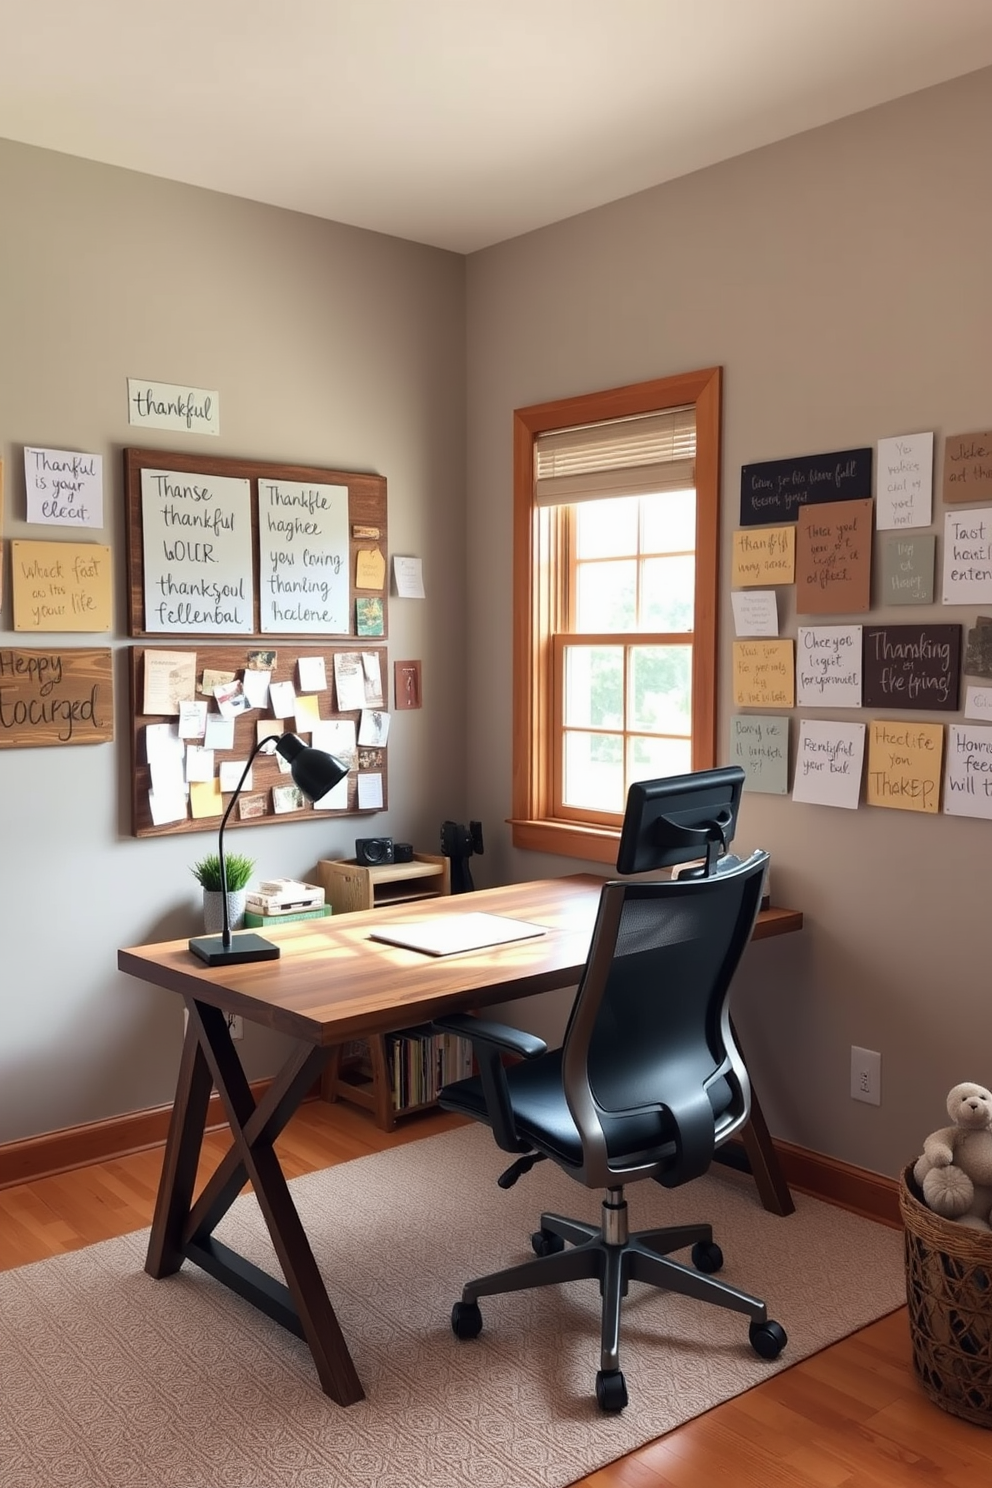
[900,1162,992,1427]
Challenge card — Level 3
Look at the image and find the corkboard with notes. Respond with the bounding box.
[129,643,389,838]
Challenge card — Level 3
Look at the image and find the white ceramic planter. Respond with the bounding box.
[202,888,248,933]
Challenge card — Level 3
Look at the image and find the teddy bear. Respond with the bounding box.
[913,1082,992,1230]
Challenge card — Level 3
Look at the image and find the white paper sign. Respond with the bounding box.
[875,433,933,530]
[965,685,992,722]
[791,719,866,809]
[358,772,384,809]
[258,480,350,634]
[140,468,254,633]
[944,724,992,819]
[312,718,358,768]
[731,590,778,637]
[392,555,425,598]
[24,448,104,527]
[358,709,390,747]
[128,378,219,436]
[942,509,992,605]
[795,626,862,708]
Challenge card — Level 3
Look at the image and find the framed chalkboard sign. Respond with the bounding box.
[740,447,872,526]
[124,448,387,640]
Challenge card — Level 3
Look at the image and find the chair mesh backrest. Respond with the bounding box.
[566,858,763,1119]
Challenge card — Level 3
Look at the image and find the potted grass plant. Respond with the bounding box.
[191,851,255,933]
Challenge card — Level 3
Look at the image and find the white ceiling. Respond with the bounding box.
[2,1,992,254]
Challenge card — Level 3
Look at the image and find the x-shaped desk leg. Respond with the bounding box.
[145,998,365,1405]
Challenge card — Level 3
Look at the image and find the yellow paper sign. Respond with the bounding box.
[733,640,795,708]
[731,527,795,588]
[12,540,112,632]
[355,547,386,590]
[189,778,225,819]
[867,719,943,813]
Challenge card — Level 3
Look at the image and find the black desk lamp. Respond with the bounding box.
[188,732,348,967]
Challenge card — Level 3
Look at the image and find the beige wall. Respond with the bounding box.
[464,67,992,1179]
[0,139,467,1144]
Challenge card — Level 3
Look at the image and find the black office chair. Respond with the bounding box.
[433,850,786,1413]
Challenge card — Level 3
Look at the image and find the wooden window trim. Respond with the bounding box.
[510,367,721,865]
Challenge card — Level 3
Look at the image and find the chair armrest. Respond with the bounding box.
[432,1014,547,1154]
[433,1012,547,1061]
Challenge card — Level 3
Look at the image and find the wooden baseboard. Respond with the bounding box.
[1,1097,901,1227]
[726,1134,901,1228]
[0,1080,273,1191]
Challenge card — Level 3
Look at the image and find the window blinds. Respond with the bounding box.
[534,405,696,506]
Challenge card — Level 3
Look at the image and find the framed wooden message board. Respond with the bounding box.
[0,647,113,748]
[129,643,388,838]
[124,448,387,640]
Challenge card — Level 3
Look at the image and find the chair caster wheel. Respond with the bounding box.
[749,1319,787,1359]
[532,1228,565,1257]
[691,1240,723,1273]
[451,1300,483,1340]
[595,1369,628,1413]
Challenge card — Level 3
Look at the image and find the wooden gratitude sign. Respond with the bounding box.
[0,647,114,748]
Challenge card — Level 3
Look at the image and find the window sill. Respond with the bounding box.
[508,817,621,866]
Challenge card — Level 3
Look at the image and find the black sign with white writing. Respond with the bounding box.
[740,448,873,526]
[863,624,961,712]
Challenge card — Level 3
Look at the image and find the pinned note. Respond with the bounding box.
[796,627,862,708]
[732,640,795,708]
[731,528,795,587]
[356,547,386,590]
[795,499,872,614]
[730,715,789,794]
[792,720,865,809]
[944,724,992,820]
[875,433,933,529]
[866,720,943,814]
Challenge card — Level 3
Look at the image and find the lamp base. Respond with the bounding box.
[188,933,281,966]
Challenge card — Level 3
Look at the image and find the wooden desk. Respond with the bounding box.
[119,875,802,1405]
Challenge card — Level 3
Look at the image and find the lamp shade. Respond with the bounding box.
[276,733,349,801]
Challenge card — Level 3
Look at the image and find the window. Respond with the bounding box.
[511,368,721,864]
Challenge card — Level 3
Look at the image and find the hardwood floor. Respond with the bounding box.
[3,1098,991,1485]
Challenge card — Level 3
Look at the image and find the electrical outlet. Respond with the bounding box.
[851,1046,881,1106]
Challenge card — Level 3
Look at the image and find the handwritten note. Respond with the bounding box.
[880,533,934,605]
[965,685,992,721]
[863,625,960,711]
[875,433,932,529]
[128,377,219,436]
[796,627,862,708]
[142,649,196,715]
[24,448,104,528]
[867,720,943,813]
[11,540,112,632]
[141,468,253,633]
[942,509,992,605]
[730,715,789,794]
[731,527,795,587]
[258,480,349,634]
[731,590,778,638]
[392,555,426,598]
[943,724,992,820]
[740,448,872,526]
[732,640,795,708]
[0,647,113,748]
[942,430,992,504]
[791,719,865,810]
[795,499,872,614]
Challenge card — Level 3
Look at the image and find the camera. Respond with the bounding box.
[355,836,395,867]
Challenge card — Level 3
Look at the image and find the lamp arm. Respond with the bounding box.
[217,734,281,949]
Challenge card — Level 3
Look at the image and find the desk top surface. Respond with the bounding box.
[118,875,802,1046]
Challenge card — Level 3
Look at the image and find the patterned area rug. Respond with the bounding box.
[0,1124,905,1488]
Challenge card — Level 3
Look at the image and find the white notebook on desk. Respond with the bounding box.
[368,912,547,957]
